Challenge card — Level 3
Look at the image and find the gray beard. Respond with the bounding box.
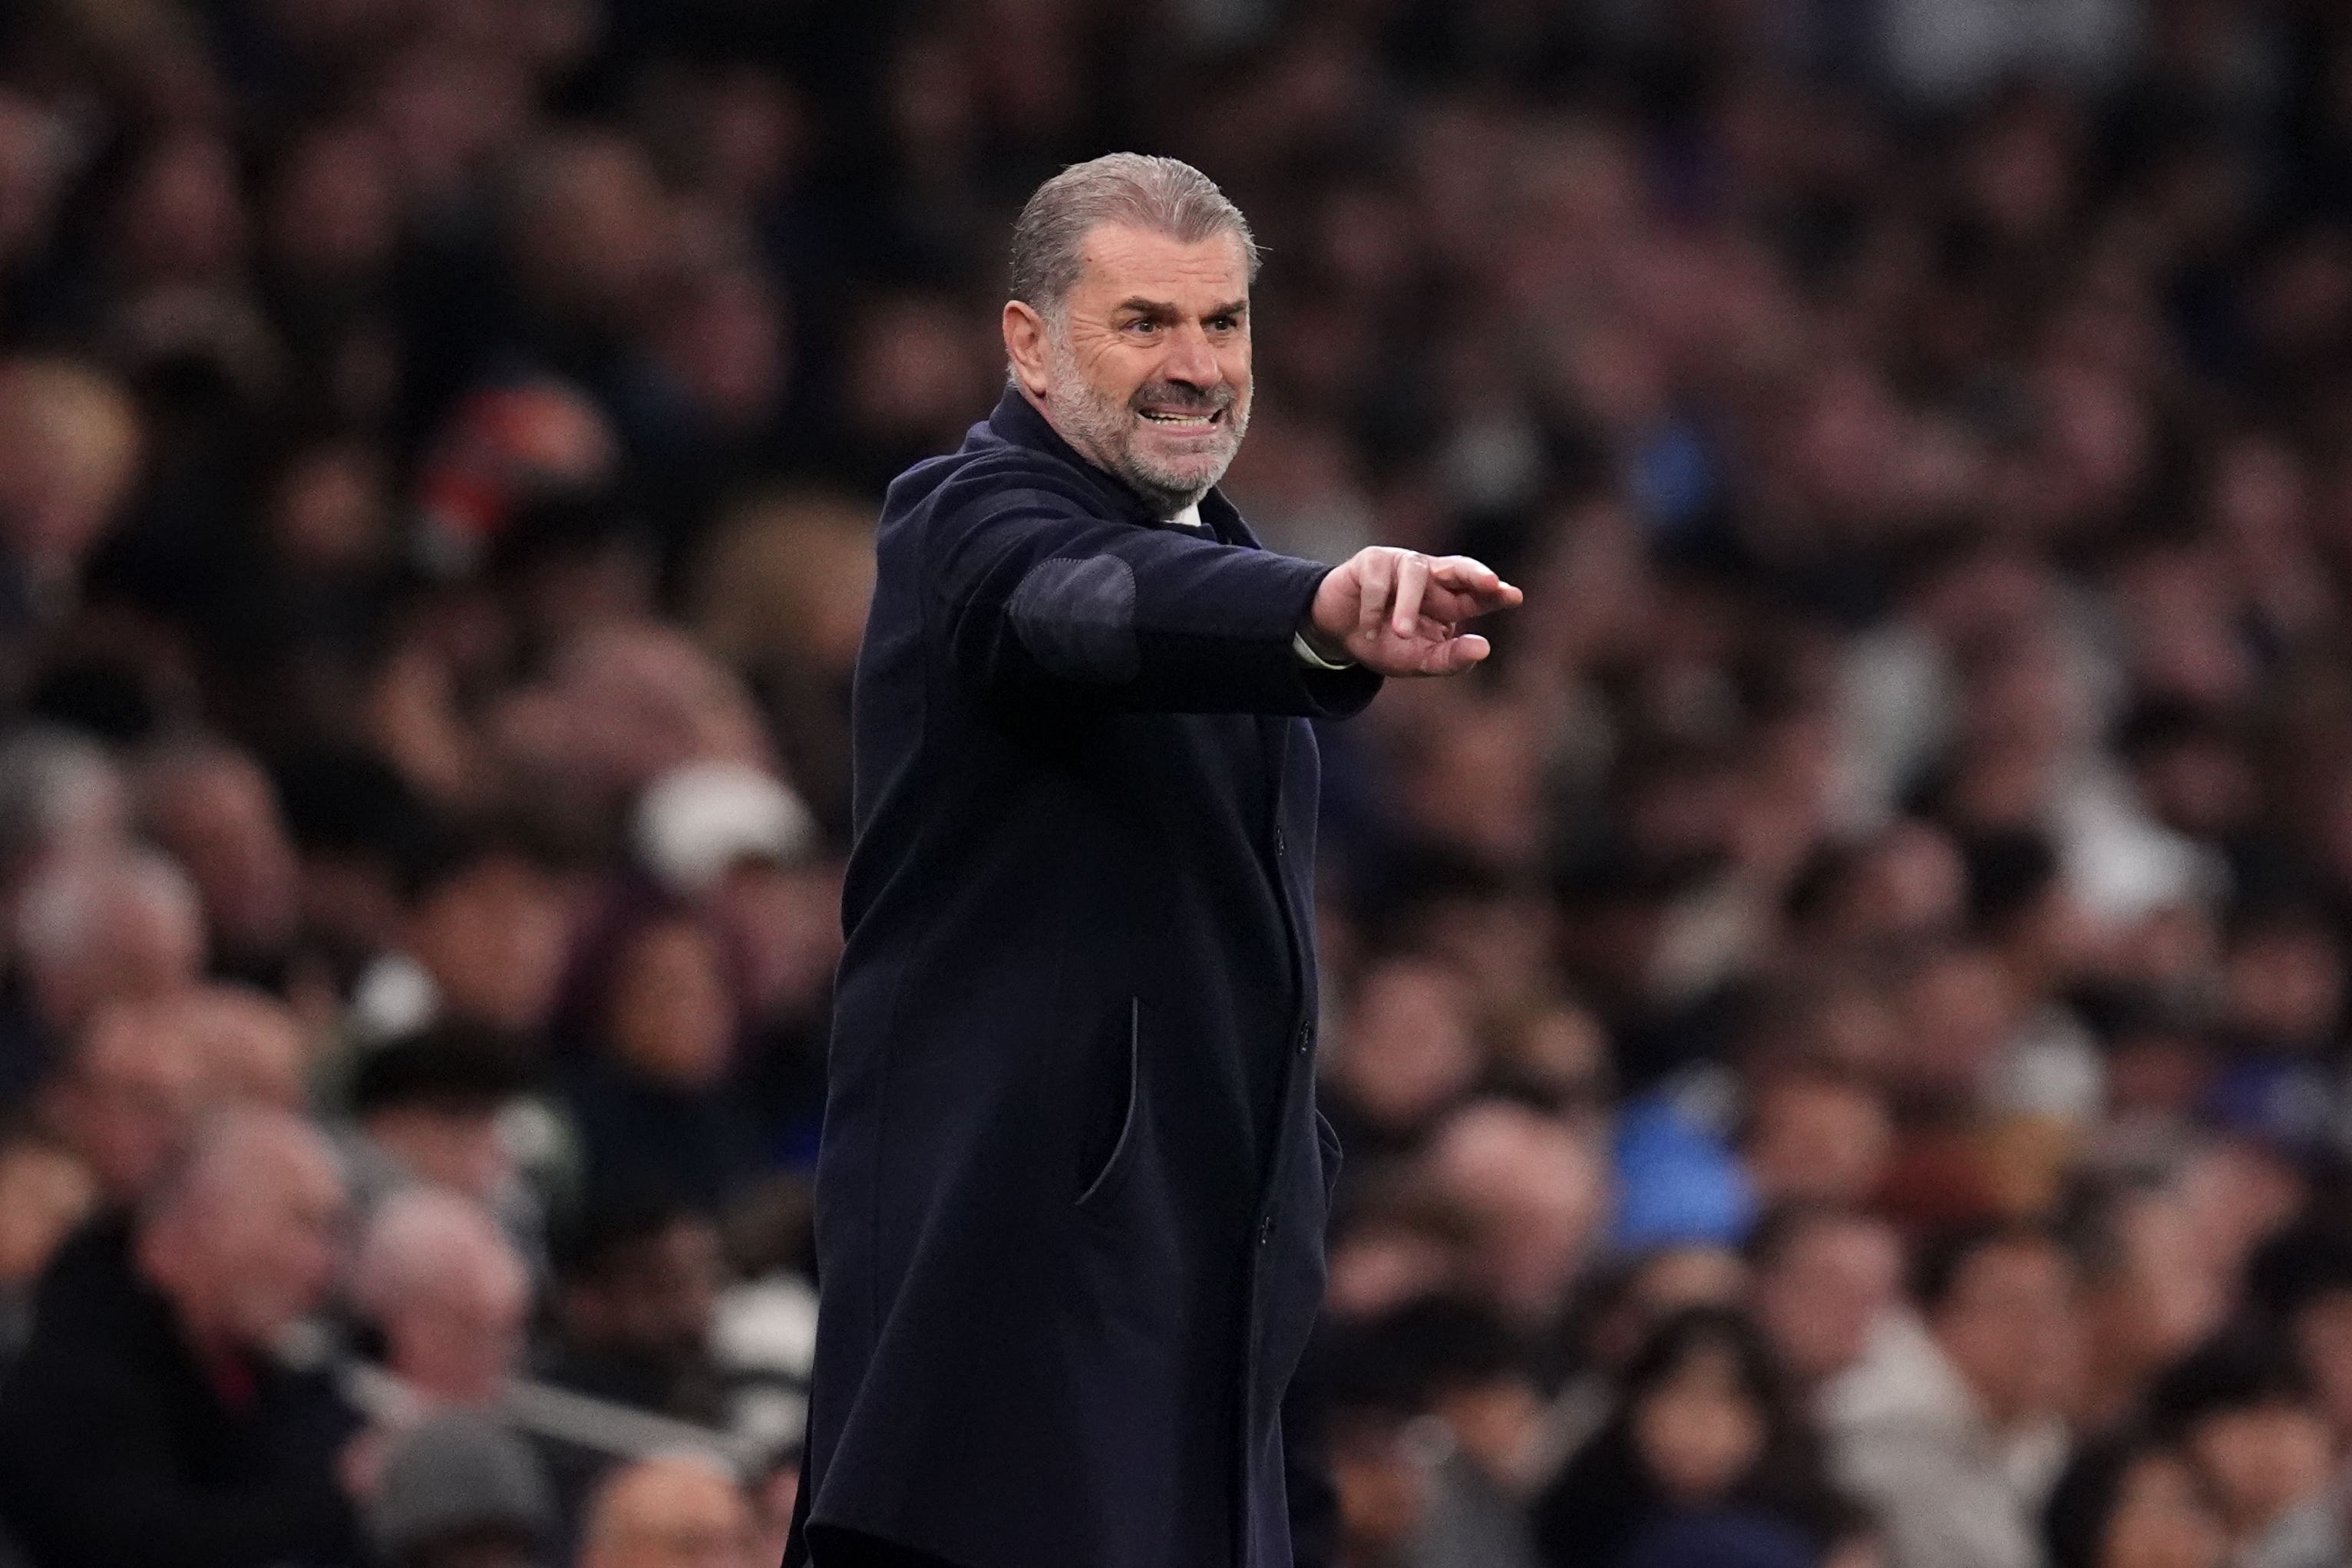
[1038,331,1247,516]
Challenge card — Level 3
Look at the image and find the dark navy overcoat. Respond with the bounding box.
[785,388,1379,1568]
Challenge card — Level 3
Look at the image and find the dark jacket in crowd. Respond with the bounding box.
[786,388,1379,1568]
[0,1216,362,1568]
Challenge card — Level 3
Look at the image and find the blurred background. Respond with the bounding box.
[4,0,2352,1566]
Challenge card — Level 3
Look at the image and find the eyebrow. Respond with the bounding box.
[1112,298,1250,322]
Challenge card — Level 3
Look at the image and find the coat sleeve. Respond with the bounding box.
[923,475,1382,718]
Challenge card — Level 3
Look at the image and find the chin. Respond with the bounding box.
[1128,444,1239,501]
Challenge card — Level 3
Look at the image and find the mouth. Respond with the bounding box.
[1135,407,1225,431]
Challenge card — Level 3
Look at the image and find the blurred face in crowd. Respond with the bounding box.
[360,1194,532,1407]
[409,852,569,1036]
[50,999,204,1204]
[1327,1411,1435,1562]
[565,1214,725,1363]
[1004,223,1253,514]
[140,749,301,960]
[18,851,205,1036]
[1631,1339,1766,1503]
[140,1111,348,1352]
[361,1101,512,1203]
[1589,1247,1751,1373]
[1741,1071,1894,1207]
[2288,1288,2352,1442]
[1754,1213,1902,1391]
[1424,1101,1608,1326]
[0,1138,94,1286]
[1929,1236,2082,1428]
[578,1457,761,1568]
[2083,1193,2228,1417]
[1327,956,1481,1137]
[2097,1449,2229,1568]
[391,1258,529,1407]
[175,985,309,1109]
[2185,1397,2335,1540]
[607,919,736,1090]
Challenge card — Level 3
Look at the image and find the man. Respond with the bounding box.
[342,1021,544,1267]
[41,992,207,1207]
[1747,1202,1904,1404]
[1825,1223,2080,1568]
[0,1106,361,1568]
[0,842,205,1098]
[351,1186,533,1410]
[540,1193,727,1427]
[2145,1331,2342,1568]
[583,1454,765,1568]
[787,153,1519,1568]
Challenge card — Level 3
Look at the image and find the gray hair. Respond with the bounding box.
[1008,153,1258,321]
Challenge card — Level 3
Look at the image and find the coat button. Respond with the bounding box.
[1258,1214,1274,1246]
[1296,1022,1310,1055]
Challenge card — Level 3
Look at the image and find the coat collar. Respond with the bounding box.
[983,385,1259,548]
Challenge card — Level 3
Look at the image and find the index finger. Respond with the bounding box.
[1431,556,1522,606]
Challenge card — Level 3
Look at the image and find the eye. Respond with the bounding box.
[1207,315,1238,333]
[1123,318,1157,335]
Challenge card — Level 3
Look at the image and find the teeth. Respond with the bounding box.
[1140,411,1214,424]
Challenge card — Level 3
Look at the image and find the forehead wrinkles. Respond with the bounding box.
[1071,226,1250,310]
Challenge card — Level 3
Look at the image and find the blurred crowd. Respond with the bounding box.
[5,0,2352,1566]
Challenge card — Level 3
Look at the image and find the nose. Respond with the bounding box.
[1161,320,1220,389]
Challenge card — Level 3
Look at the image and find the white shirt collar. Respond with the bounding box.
[1166,503,1204,530]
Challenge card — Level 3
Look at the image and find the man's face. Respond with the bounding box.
[1018,222,1252,511]
[59,1004,203,1203]
[1932,1238,2081,1427]
[206,1135,348,1345]
[1755,1220,1902,1387]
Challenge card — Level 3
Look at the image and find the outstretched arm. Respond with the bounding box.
[929,483,1518,715]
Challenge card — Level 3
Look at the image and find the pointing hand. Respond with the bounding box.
[1302,548,1523,677]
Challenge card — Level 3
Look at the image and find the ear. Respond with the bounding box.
[1003,301,1052,399]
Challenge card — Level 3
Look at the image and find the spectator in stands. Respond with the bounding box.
[41,993,205,1207]
[349,827,570,1047]
[1828,1223,2081,1568]
[2072,1176,2231,1432]
[0,1106,359,1568]
[1,844,203,1098]
[134,739,303,989]
[352,1186,533,1411]
[0,1131,92,1358]
[575,1453,761,1568]
[1747,1204,1904,1406]
[2144,1332,2342,1568]
[2248,1220,2352,1444]
[173,982,312,1110]
[2043,1431,2229,1568]
[1736,1067,1897,1210]
[1533,1306,1841,1568]
[368,1410,555,1568]
[342,1022,543,1267]
[540,1193,727,1430]
[558,912,756,1212]
[28,987,308,1378]
[0,728,127,884]
[1420,1099,1610,1335]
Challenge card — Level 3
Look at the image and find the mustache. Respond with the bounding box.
[1129,381,1237,414]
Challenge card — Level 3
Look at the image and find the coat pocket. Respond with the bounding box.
[1076,997,1142,1209]
[1313,1107,1344,1200]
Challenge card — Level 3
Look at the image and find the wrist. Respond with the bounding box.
[1294,620,1351,667]
[1298,576,1350,665]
